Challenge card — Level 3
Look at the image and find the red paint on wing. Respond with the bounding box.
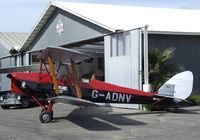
[89,80,155,97]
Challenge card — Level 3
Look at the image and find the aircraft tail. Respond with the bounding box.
[157,71,193,103]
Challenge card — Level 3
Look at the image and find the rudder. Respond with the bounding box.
[158,71,193,101]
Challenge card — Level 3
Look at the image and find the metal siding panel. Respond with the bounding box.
[23,53,29,65]
[10,57,15,67]
[0,58,11,90]
[104,30,142,109]
[105,29,141,89]
[1,58,11,68]
[149,34,200,92]
[131,30,141,89]
[1,74,10,91]
[30,8,111,51]
[0,44,10,58]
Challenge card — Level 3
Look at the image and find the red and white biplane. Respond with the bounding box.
[0,46,193,123]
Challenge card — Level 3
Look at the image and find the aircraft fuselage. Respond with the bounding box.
[8,72,175,106]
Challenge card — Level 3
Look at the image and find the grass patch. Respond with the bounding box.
[143,104,166,111]
[187,95,200,105]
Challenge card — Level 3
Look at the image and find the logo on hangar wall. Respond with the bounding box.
[56,19,64,36]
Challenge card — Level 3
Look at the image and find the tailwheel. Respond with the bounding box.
[39,110,53,123]
[166,106,182,113]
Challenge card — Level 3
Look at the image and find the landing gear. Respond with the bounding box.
[166,106,182,113]
[39,101,54,123]
[39,110,53,123]
[32,95,54,123]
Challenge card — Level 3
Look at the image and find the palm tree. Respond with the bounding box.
[149,47,184,91]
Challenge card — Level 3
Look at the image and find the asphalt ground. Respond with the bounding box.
[0,104,200,140]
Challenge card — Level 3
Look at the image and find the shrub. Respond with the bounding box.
[187,95,200,105]
[143,104,166,111]
[143,48,184,111]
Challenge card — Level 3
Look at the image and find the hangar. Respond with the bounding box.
[1,1,200,101]
[0,32,27,91]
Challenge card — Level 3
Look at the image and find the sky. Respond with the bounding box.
[1,0,200,32]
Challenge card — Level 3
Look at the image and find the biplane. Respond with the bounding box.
[0,46,193,123]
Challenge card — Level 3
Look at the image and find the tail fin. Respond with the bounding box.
[158,71,193,101]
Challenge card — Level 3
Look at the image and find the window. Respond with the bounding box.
[30,51,40,64]
[110,32,131,57]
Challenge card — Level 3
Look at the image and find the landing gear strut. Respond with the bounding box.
[39,110,53,123]
[39,101,54,123]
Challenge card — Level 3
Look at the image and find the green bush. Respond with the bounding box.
[187,95,200,105]
[143,104,166,111]
[143,47,183,112]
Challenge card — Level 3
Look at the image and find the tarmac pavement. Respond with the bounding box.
[0,104,200,140]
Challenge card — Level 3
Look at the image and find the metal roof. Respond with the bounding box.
[19,1,200,52]
[0,32,28,51]
[19,3,57,52]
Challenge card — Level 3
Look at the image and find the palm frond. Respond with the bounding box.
[148,47,184,91]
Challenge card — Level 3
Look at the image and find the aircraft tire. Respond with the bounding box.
[41,109,53,118]
[39,110,53,123]
[1,105,10,109]
[21,98,30,108]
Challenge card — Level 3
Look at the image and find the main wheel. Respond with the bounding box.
[21,98,30,108]
[1,105,10,109]
[39,110,53,123]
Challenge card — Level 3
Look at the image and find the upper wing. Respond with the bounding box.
[0,47,90,74]
[39,46,91,64]
[48,95,98,107]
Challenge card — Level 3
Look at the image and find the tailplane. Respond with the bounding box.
[157,71,193,102]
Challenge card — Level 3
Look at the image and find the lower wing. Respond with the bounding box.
[48,95,98,107]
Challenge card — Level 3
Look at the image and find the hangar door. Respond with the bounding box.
[104,29,142,90]
[104,29,142,109]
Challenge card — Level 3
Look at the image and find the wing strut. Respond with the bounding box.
[70,59,82,98]
[48,56,59,95]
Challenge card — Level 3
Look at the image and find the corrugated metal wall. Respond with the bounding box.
[105,29,142,89]
[0,57,15,91]
[0,32,28,91]
[149,34,200,92]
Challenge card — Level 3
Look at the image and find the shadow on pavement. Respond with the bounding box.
[53,107,147,131]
